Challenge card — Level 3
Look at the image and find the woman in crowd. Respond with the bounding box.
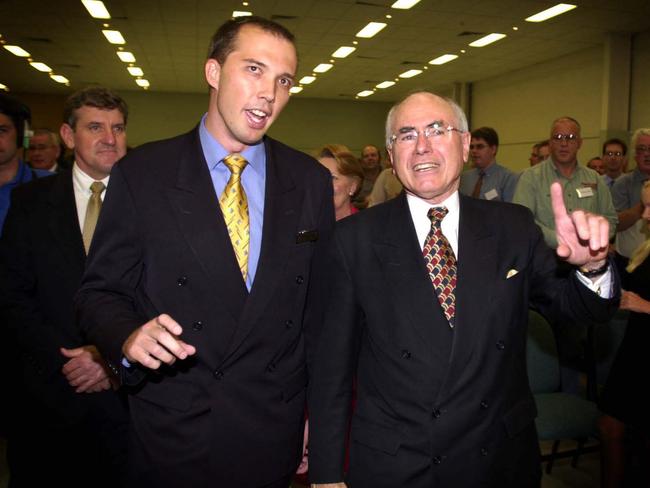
[317,144,364,221]
[599,179,650,487]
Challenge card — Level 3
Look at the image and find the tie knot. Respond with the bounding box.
[478,170,486,177]
[428,206,448,225]
[90,181,105,195]
[223,153,248,175]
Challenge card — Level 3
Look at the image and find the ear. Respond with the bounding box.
[461,131,471,163]
[205,58,222,91]
[387,147,395,174]
[59,123,75,150]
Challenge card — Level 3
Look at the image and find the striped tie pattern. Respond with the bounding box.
[220,153,249,280]
[422,207,457,327]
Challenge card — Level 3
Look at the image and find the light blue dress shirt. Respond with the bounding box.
[198,114,266,291]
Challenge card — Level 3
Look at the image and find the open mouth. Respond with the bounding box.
[413,162,440,172]
[245,108,269,129]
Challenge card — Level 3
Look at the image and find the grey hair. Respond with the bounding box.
[631,128,650,151]
[385,91,468,148]
[550,116,581,136]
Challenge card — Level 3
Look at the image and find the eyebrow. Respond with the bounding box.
[397,119,446,133]
[243,57,295,80]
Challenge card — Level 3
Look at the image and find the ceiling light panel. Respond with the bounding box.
[526,4,577,22]
[429,54,458,65]
[399,69,422,78]
[357,90,374,97]
[127,66,144,76]
[469,33,506,47]
[116,51,136,62]
[136,79,150,87]
[50,74,69,84]
[356,22,387,39]
[81,0,111,19]
[30,62,52,72]
[289,87,303,94]
[313,63,333,73]
[3,45,30,57]
[391,0,421,9]
[376,81,395,89]
[102,30,126,44]
[232,11,252,18]
[299,76,316,84]
[0,83,8,91]
[332,46,356,58]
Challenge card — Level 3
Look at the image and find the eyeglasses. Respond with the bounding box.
[604,151,624,157]
[551,133,579,142]
[636,145,650,154]
[390,123,463,146]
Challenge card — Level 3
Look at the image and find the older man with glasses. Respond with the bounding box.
[27,128,62,172]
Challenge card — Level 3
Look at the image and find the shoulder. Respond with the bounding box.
[265,136,331,183]
[10,170,65,204]
[463,194,533,222]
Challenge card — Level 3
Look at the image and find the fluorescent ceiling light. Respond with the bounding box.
[526,3,576,22]
[332,46,356,58]
[299,76,316,84]
[391,0,421,9]
[313,63,333,73]
[136,79,150,87]
[81,0,111,19]
[376,81,395,89]
[232,10,252,17]
[289,86,303,94]
[357,90,374,97]
[429,54,458,65]
[469,33,506,47]
[127,66,144,76]
[116,51,136,62]
[0,83,8,91]
[102,29,126,44]
[50,74,69,84]
[398,69,422,78]
[30,62,52,72]
[3,45,30,57]
[356,22,387,39]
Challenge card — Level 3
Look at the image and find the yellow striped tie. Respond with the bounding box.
[220,153,249,280]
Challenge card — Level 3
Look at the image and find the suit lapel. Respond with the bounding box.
[373,194,452,365]
[46,172,85,275]
[224,138,299,359]
[164,129,247,359]
[437,195,496,400]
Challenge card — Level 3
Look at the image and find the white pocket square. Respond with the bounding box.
[506,269,519,279]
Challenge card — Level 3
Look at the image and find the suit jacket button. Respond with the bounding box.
[285,319,293,329]
[213,370,224,380]
[433,456,442,465]
[295,275,304,284]
[177,276,188,286]
[481,447,488,456]
[496,340,505,350]
[401,350,411,359]
[192,321,203,331]
[480,400,489,409]
[432,408,441,418]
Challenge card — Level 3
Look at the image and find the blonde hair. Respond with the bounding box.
[626,180,650,273]
[316,144,364,197]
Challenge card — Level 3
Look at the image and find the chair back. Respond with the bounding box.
[527,310,561,394]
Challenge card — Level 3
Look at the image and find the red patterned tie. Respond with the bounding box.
[422,207,457,327]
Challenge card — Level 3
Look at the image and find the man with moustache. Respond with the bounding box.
[75,16,333,488]
[308,92,618,487]
[1,87,129,487]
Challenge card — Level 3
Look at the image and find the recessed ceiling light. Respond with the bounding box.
[332,46,356,58]
[398,69,422,78]
[391,0,421,9]
[376,81,395,89]
[102,30,126,44]
[512,26,519,31]
[429,54,458,65]
[81,0,111,19]
[50,74,69,84]
[136,79,150,87]
[386,14,392,19]
[0,83,8,91]
[127,66,144,76]
[526,3,576,22]
[356,22,387,39]
[3,45,30,57]
[232,10,252,17]
[289,86,303,94]
[30,62,52,72]
[469,33,506,47]
[299,76,316,84]
[357,90,374,97]
[117,51,136,62]
[460,49,466,54]
[313,63,333,73]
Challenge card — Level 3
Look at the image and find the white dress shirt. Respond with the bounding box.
[72,162,110,231]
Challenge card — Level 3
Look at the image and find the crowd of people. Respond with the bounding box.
[0,13,648,488]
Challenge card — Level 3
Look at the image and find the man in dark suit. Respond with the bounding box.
[308,92,618,488]
[75,16,334,488]
[0,87,129,487]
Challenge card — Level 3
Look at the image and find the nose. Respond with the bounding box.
[259,77,276,104]
[102,129,117,145]
[415,131,432,154]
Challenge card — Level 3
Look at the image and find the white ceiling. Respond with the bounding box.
[1,0,650,102]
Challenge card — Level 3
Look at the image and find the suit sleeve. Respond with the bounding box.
[74,163,148,378]
[308,228,362,483]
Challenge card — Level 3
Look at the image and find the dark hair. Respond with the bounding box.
[207,16,295,64]
[602,137,627,156]
[538,139,549,148]
[0,92,31,146]
[471,126,499,147]
[63,87,128,129]
[318,144,364,197]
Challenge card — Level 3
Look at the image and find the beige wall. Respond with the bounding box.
[630,30,650,132]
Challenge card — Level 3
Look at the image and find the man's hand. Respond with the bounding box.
[122,313,196,370]
[296,419,309,475]
[620,290,650,314]
[60,345,112,393]
[551,181,609,268]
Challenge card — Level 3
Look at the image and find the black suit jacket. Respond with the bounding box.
[0,170,128,485]
[308,193,618,488]
[75,128,334,487]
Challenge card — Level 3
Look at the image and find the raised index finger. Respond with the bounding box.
[550,181,568,221]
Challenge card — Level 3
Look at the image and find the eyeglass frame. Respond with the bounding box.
[635,145,650,154]
[550,133,579,143]
[389,122,465,147]
[603,150,624,157]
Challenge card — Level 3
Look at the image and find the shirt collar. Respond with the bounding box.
[72,162,109,194]
[198,113,265,175]
[406,190,460,220]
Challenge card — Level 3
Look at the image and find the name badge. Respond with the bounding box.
[484,188,499,201]
[576,186,594,198]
